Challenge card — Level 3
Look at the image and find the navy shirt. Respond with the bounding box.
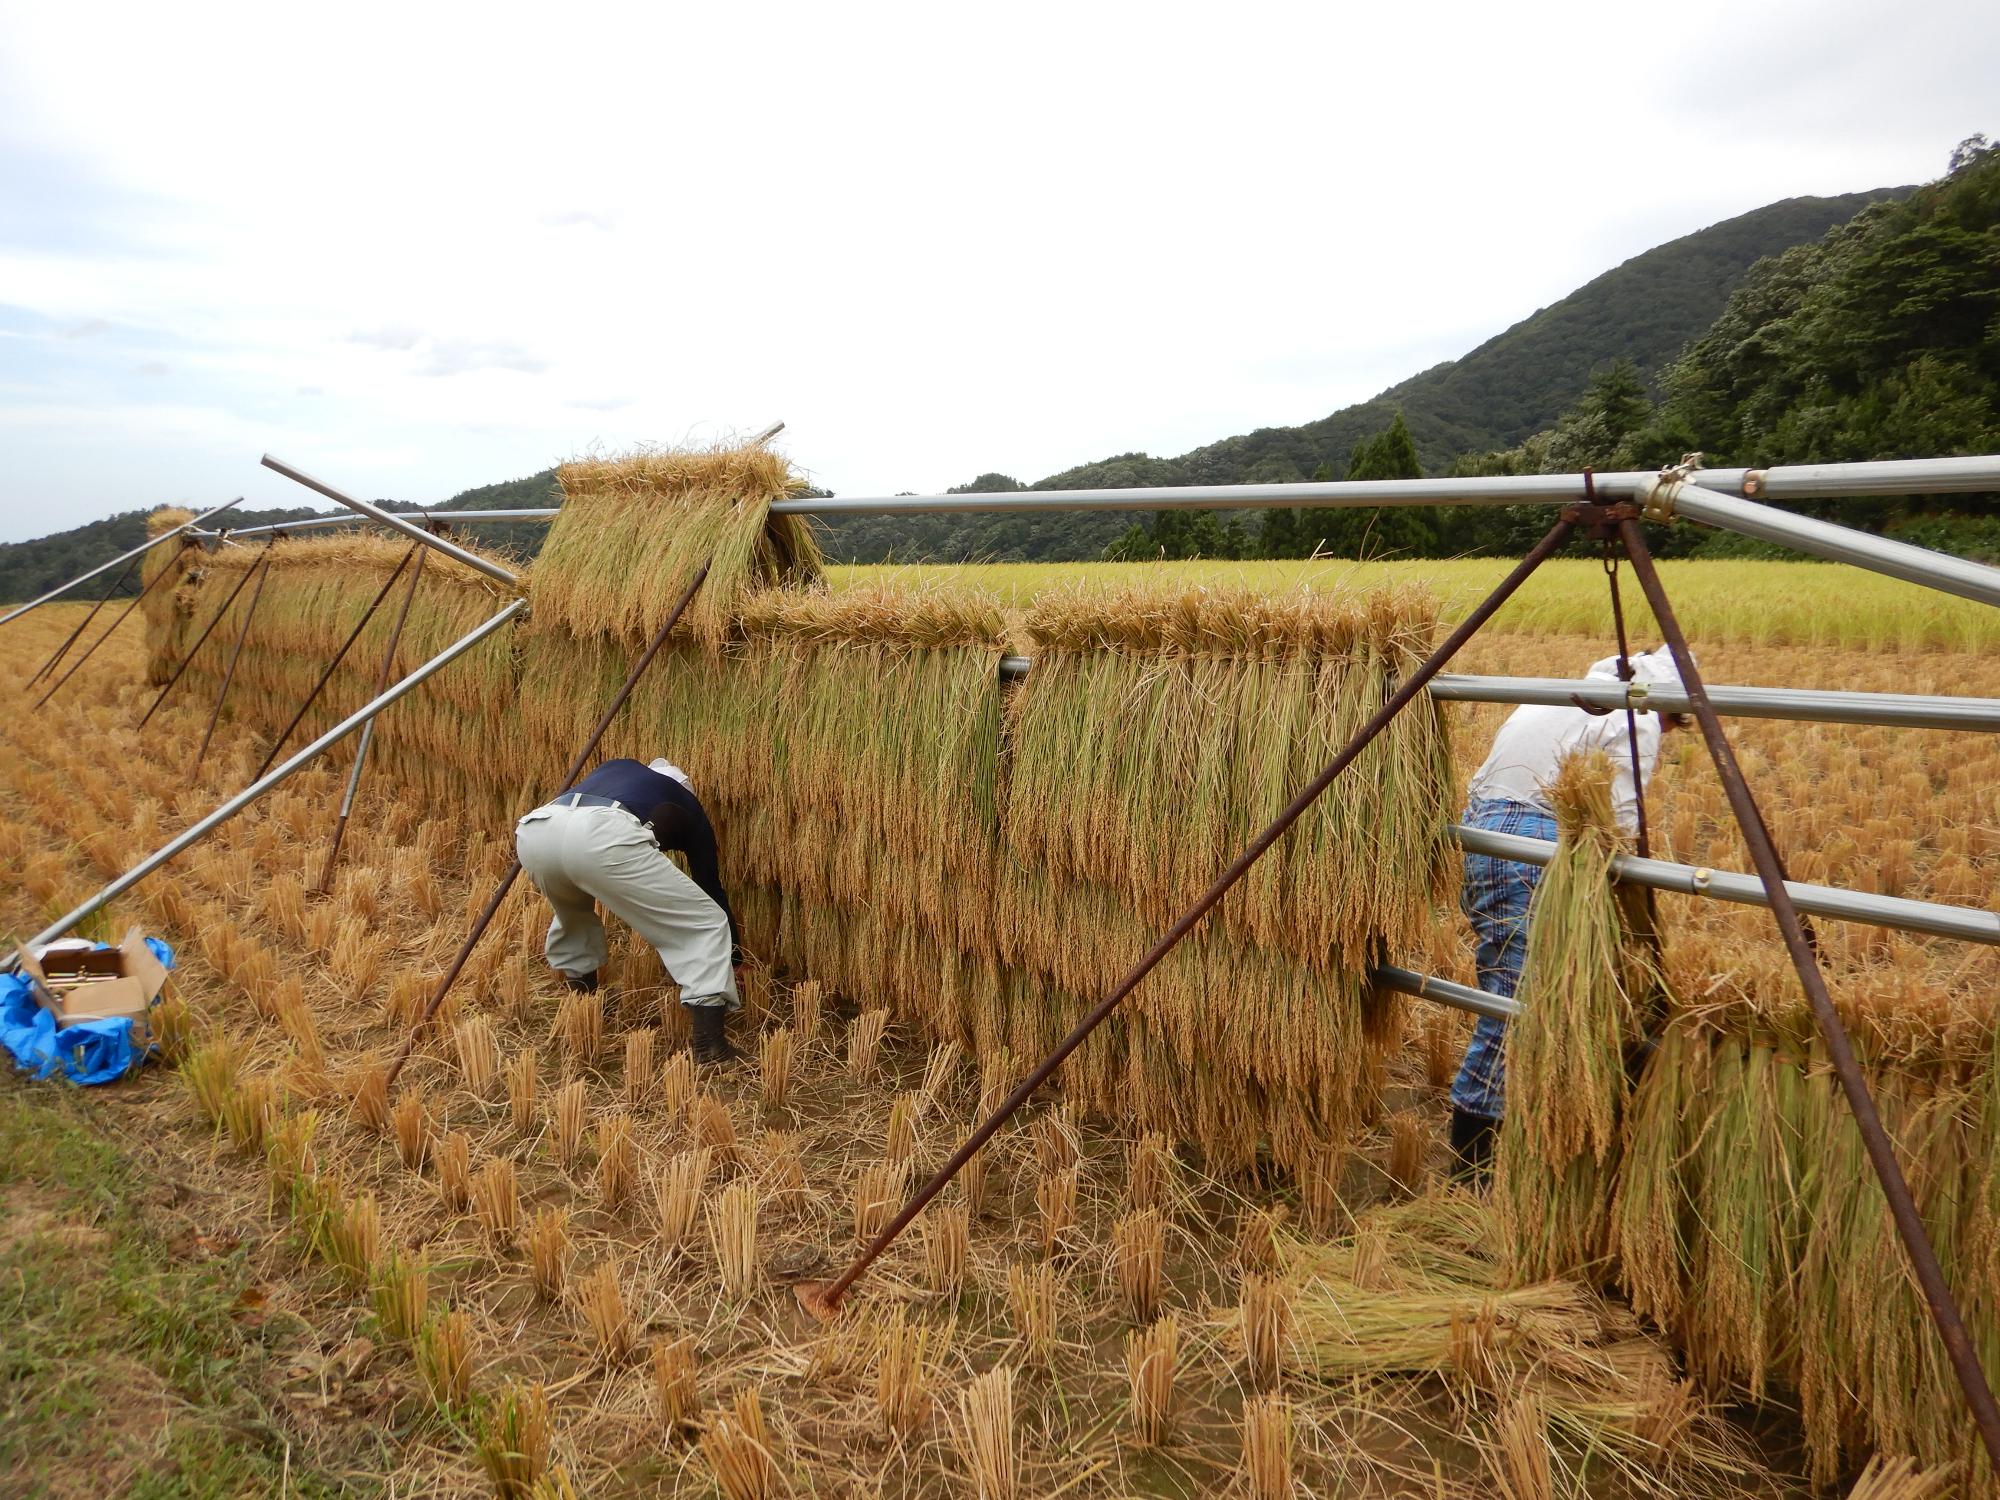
[563,759,737,956]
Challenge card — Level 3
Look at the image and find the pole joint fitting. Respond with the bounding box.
[1559,500,1641,540]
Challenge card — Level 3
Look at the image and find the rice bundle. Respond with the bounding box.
[1496,750,1663,1282]
[531,440,820,652]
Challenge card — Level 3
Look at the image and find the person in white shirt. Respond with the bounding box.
[1448,646,1686,1179]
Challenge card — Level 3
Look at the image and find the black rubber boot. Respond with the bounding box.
[687,1003,740,1066]
[1449,1107,1497,1187]
[560,969,600,994]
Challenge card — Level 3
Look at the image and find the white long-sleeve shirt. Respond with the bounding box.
[1465,650,1680,833]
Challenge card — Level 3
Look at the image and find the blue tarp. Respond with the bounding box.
[0,937,175,1086]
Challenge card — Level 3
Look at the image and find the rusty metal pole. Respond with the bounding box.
[32,556,186,710]
[138,546,271,729]
[1616,516,2000,1473]
[189,553,276,773]
[256,542,419,779]
[315,548,426,893]
[29,552,144,685]
[797,514,1581,1319]
[382,558,716,1091]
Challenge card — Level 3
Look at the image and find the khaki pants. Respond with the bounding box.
[514,803,738,1009]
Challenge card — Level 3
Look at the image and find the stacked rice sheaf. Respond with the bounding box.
[1497,750,2000,1488]
[140,444,1455,1176]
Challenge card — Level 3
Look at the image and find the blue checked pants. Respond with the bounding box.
[1449,797,1557,1120]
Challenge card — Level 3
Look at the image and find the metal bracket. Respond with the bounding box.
[1559,500,1642,540]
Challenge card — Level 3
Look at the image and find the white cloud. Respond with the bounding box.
[0,0,1993,541]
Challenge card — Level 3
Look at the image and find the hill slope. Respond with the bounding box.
[819,188,1908,563]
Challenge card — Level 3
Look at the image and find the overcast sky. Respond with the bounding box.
[1,0,1993,542]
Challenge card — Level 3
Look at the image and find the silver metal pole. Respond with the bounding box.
[208,508,564,541]
[3,598,526,968]
[1746,455,2000,501]
[208,453,2000,537]
[1655,481,2000,610]
[1425,674,2000,734]
[998,657,2000,734]
[1451,823,2000,947]
[0,496,244,628]
[1370,963,1519,1021]
[259,455,522,587]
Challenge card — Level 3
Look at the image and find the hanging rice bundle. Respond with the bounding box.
[1496,750,1665,1282]
[1006,579,1453,972]
[531,439,821,651]
[139,506,202,683]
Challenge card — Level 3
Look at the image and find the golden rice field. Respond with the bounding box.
[3,529,1993,1500]
[830,557,2000,653]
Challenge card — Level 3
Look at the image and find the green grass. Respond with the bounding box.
[827,557,2000,652]
[0,1084,354,1499]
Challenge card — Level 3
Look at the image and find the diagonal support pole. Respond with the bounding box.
[29,552,145,685]
[189,553,276,773]
[138,544,274,730]
[32,556,186,710]
[797,513,1581,1319]
[256,541,419,779]
[315,548,426,892]
[382,557,717,1091]
[0,496,243,630]
[2,599,526,972]
[1615,516,2000,1473]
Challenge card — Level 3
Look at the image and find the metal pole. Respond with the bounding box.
[31,558,186,709]
[1426,674,2000,734]
[0,496,244,629]
[798,513,1581,1319]
[315,548,426,893]
[29,552,144,684]
[208,453,2000,538]
[259,455,522,588]
[1655,481,2000,610]
[189,554,275,773]
[1002,657,2000,734]
[254,542,420,779]
[2,599,526,970]
[1370,964,1520,1022]
[382,557,718,1091]
[1449,824,2000,947]
[137,551,271,730]
[230,424,785,543]
[1616,516,2000,1472]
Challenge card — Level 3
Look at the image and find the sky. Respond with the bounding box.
[1,0,1995,542]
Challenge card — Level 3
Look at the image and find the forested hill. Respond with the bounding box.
[817,187,1908,563]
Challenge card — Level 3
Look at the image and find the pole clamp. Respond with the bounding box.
[1643,453,1704,523]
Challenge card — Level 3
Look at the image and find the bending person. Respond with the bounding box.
[516,756,743,1064]
[1449,647,1685,1180]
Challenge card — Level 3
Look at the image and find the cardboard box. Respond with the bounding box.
[18,928,169,1048]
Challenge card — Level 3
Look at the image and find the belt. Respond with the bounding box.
[549,792,642,818]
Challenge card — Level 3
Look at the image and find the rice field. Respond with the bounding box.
[829,557,2000,653]
[3,460,1993,1498]
[3,600,1843,1498]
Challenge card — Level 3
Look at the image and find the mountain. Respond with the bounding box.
[817,187,1910,564]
